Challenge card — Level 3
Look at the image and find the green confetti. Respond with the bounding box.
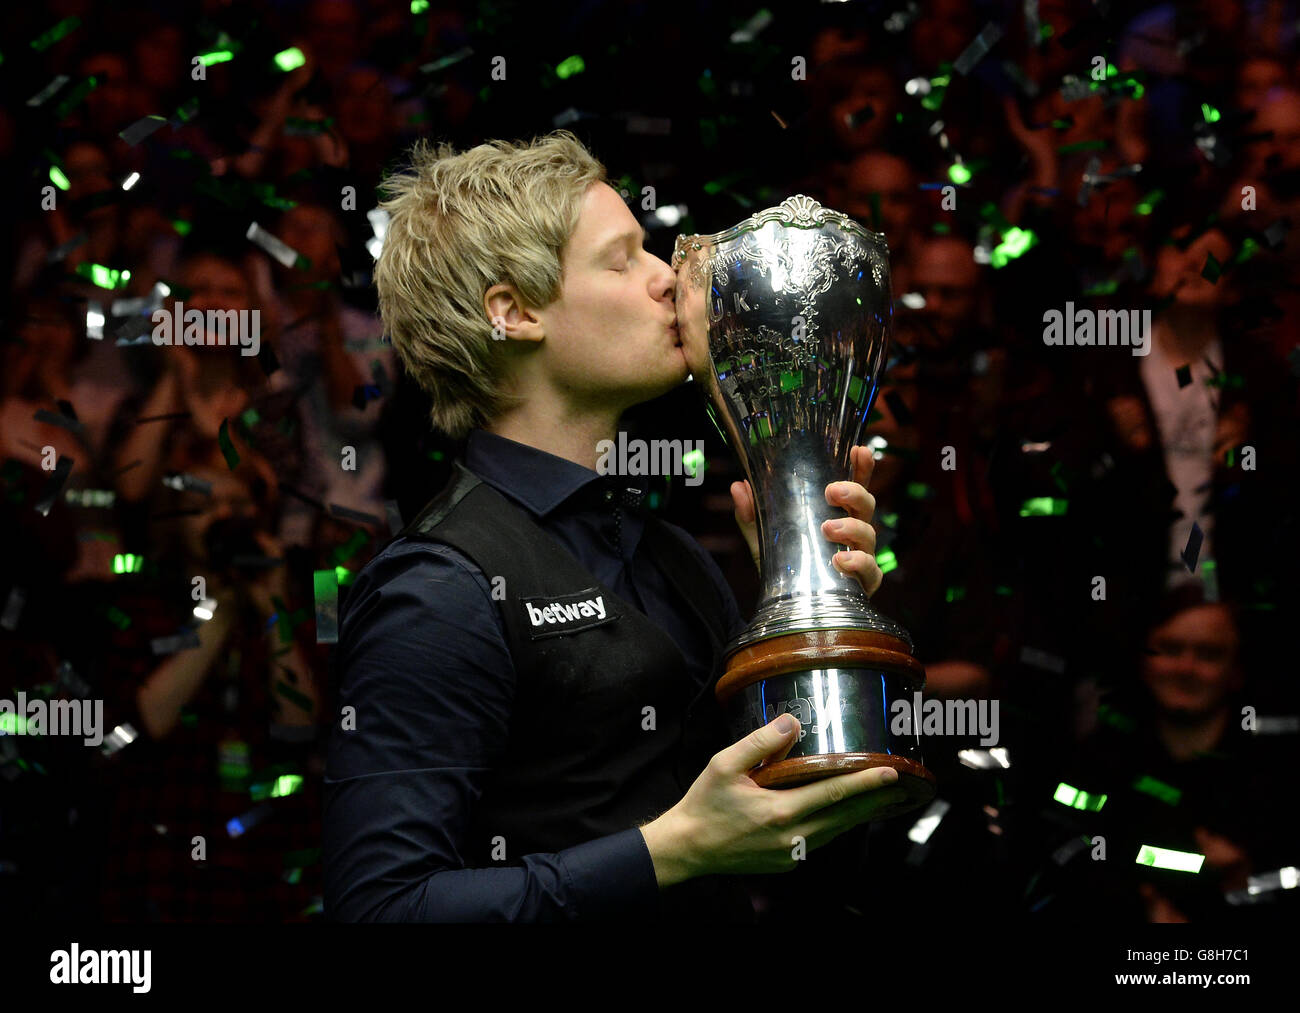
[1097,704,1136,732]
[217,419,240,469]
[411,0,429,12]
[1019,497,1067,516]
[112,553,144,574]
[948,162,973,185]
[54,76,98,120]
[876,546,897,574]
[30,16,81,52]
[49,166,70,191]
[682,448,706,479]
[944,585,966,603]
[1133,774,1181,806]
[1135,189,1165,215]
[1056,139,1108,154]
[1201,251,1221,283]
[555,55,585,79]
[990,227,1038,268]
[1135,845,1203,872]
[0,713,29,735]
[196,50,235,67]
[330,530,369,566]
[906,482,931,500]
[274,47,305,72]
[75,264,131,290]
[103,605,132,630]
[275,680,314,712]
[1054,782,1107,811]
[1201,102,1221,123]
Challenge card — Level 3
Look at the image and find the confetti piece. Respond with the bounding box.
[957,747,1011,769]
[1020,646,1066,674]
[729,9,773,43]
[118,115,168,146]
[1263,219,1289,249]
[1051,835,1092,866]
[150,629,201,655]
[1054,782,1106,810]
[906,798,950,845]
[74,263,130,290]
[227,803,274,838]
[419,46,474,74]
[327,504,381,528]
[875,546,897,575]
[1132,774,1181,806]
[27,75,69,107]
[29,16,81,52]
[217,419,240,469]
[1135,845,1203,872]
[161,472,212,495]
[99,722,138,756]
[1180,523,1203,572]
[555,55,585,79]
[275,679,314,712]
[34,457,73,516]
[46,232,88,263]
[313,570,339,644]
[245,222,302,269]
[1251,715,1300,734]
[953,22,1002,75]
[1201,251,1222,283]
[1018,497,1067,516]
[1175,363,1192,388]
[0,588,26,631]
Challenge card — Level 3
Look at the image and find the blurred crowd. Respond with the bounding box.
[1,0,1297,924]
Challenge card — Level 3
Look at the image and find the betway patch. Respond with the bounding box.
[521,586,618,639]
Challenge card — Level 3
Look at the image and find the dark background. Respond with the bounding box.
[1,0,1297,925]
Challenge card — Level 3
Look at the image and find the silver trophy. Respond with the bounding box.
[674,195,935,812]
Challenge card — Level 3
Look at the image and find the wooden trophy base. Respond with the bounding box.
[715,629,938,816]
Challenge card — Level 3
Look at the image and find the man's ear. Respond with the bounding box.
[484,284,545,344]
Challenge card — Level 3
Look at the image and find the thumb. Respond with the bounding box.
[716,715,801,775]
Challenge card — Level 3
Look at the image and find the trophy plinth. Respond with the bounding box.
[674,195,937,817]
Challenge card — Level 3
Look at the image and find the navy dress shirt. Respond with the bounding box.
[323,429,746,921]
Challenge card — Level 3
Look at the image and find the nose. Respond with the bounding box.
[651,253,676,304]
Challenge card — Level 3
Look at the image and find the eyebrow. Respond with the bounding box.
[593,225,649,259]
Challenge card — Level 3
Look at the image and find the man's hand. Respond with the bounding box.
[730,444,883,598]
[639,715,910,886]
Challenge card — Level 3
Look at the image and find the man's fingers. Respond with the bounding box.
[851,445,876,490]
[717,716,802,775]
[780,764,901,818]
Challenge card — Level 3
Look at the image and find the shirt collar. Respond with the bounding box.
[464,429,646,518]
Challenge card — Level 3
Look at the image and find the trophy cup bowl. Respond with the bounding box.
[673,195,936,816]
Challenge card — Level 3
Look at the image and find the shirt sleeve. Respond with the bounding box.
[322,541,660,922]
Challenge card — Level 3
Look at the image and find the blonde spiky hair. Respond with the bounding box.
[373,130,608,438]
